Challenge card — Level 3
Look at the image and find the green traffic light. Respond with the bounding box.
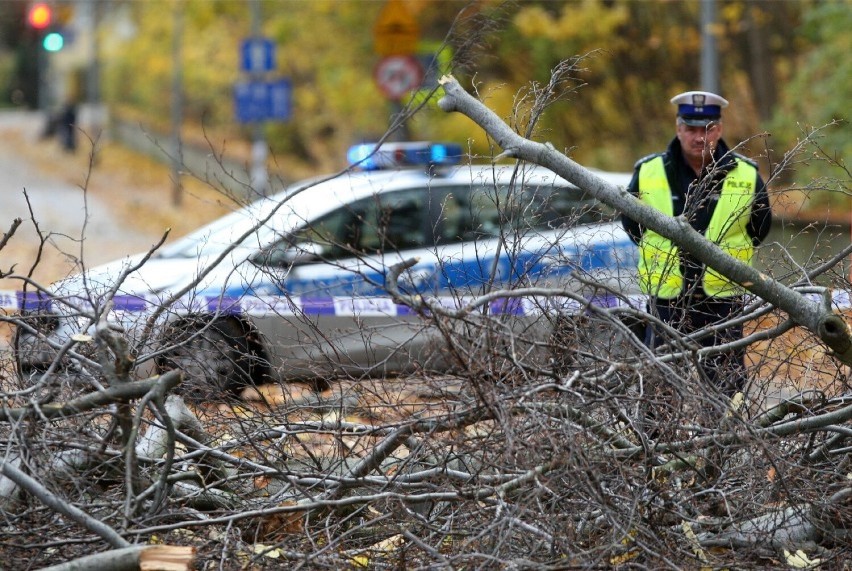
[43,32,64,52]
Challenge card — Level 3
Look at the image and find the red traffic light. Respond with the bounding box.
[27,3,52,29]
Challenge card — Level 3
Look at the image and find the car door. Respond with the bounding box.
[246,186,444,379]
[434,178,633,295]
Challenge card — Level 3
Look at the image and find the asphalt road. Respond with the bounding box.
[0,110,154,282]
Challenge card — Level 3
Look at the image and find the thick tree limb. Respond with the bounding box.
[36,544,195,571]
[0,370,183,422]
[437,75,852,365]
[0,460,129,549]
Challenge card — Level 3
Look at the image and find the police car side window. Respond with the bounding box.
[373,189,430,252]
[456,184,502,240]
[442,183,611,243]
[527,185,613,228]
[288,189,430,258]
[255,207,360,265]
[438,184,539,241]
[436,188,474,244]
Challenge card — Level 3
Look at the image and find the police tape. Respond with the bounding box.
[1,289,652,318]
[1,289,848,318]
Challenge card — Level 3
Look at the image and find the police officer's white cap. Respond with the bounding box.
[671,91,729,126]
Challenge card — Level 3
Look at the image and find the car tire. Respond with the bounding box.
[161,319,253,400]
[549,312,646,373]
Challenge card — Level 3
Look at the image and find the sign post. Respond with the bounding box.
[234,3,293,195]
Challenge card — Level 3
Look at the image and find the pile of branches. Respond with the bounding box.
[1,294,851,570]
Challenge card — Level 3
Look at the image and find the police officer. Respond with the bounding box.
[622,91,772,395]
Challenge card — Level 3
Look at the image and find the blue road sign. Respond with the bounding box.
[240,37,275,73]
[235,79,292,123]
[267,79,292,121]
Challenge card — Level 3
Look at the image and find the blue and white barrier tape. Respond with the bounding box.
[2,290,849,318]
[1,290,649,318]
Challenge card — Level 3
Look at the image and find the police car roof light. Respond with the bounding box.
[347,142,462,171]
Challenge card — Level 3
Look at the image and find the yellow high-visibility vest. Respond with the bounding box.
[637,155,757,299]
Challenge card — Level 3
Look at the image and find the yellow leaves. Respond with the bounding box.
[681,521,708,564]
[347,534,406,568]
[513,6,552,38]
[609,549,639,566]
[514,0,629,46]
[724,392,745,421]
[253,543,283,559]
[610,528,639,565]
[783,549,821,569]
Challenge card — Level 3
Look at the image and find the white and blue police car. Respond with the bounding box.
[14,142,639,395]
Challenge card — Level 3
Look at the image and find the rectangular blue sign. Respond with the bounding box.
[240,37,275,73]
[234,79,292,123]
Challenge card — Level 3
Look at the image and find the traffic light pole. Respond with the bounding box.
[37,45,49,111]
[701,0,720,94]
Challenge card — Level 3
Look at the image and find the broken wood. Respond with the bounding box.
[36,544,195,571]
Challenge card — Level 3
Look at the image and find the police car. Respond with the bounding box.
[14,142,638,395]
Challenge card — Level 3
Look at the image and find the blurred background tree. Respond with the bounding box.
[20,0,842,206]
[766,1,851,214]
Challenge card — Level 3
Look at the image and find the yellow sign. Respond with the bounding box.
[373,0,419,56]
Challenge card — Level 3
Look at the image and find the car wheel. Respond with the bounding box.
[162,319,252,399]
[549,313,646,373]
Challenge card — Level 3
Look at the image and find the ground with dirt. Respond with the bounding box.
[0,109,237,352]
[0,110,235,292]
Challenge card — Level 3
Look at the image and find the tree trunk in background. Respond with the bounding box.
[746,4,776,122]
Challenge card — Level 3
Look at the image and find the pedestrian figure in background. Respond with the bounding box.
[57,101,77,153]
[622,91,772,396]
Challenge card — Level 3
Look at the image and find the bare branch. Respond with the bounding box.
[0,460,129,549]
[437,74,852,364]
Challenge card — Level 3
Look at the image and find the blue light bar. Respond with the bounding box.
[347,142,463,171]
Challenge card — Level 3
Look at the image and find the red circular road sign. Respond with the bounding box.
[373,56,423,101]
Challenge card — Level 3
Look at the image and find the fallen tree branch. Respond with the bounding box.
[0,460,129,549]
[0,370,183,422]
[436,74,852,365]
[36,544,195,571]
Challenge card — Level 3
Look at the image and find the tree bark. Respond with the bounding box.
[436,75,852,365]
[0,460,128,549]
[0,370,183,422]
[36,544,194,571]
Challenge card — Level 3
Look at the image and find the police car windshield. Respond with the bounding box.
[156,197,284,259]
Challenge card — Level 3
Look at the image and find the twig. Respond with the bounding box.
[0,217,22,252]
[0,460,129,549]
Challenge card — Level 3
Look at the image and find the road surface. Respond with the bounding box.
[1,110,156,288]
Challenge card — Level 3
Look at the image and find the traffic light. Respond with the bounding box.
[27,3,52,30]
[27,3,67,52]
[43,32,64,52]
